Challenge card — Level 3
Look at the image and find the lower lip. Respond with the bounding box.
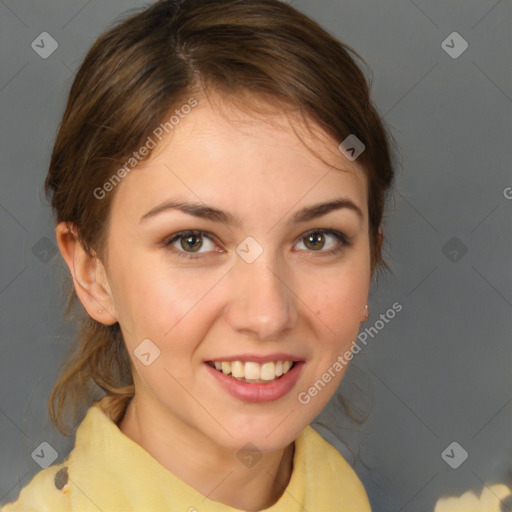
[204,362,305,403]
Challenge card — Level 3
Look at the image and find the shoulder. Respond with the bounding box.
[1,398,126,512]
[1,463,71,512]
[300,425,364,479]
[297,425,371,509]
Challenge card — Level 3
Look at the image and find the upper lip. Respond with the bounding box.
[205,353,305,364]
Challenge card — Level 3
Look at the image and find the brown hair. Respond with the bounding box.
[45,0,396,436]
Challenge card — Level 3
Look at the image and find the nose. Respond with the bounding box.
[225,250,298,341]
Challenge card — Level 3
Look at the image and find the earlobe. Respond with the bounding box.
[55,222,118,325]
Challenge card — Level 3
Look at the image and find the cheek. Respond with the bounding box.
[110,256,223,349]
[304,263,369,347]
[123,276,195,336]
[309,267,368,320]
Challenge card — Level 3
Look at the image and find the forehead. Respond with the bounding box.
[161,93,361,172]
[110,93,368,221]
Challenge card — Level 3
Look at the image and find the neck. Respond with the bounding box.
[118,395,295,511]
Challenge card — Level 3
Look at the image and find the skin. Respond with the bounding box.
[56,92,374,510]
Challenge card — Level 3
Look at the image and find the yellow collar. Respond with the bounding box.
[56,400,371,511]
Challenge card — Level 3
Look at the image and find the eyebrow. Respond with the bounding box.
[140,197,363,227]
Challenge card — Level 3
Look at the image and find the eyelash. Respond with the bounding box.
[162,229,350,260]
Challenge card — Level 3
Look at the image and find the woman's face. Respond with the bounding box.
[102,94,371,452]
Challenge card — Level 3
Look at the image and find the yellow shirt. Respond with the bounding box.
[1,399,371,511]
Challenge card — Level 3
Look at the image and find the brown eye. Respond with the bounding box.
[164,230,218,259]
[295,229,349,256]
[304,232,326,251]
[180,234,203,252]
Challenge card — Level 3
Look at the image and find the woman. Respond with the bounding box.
[2,0,395,510]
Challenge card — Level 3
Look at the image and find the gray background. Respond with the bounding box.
[1,1,511,511]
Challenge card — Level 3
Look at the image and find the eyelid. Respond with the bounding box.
[162,230,220,255]
[163,228,350,259]
[293,228,350,256]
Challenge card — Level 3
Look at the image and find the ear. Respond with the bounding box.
[55,222,118,325]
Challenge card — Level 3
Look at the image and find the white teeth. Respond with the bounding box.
[209,360,296,381]
[260,362,276,381]
[244,362,260,380]
[231,360,244,378]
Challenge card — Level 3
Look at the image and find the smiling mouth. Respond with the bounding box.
[206,360,298,383]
